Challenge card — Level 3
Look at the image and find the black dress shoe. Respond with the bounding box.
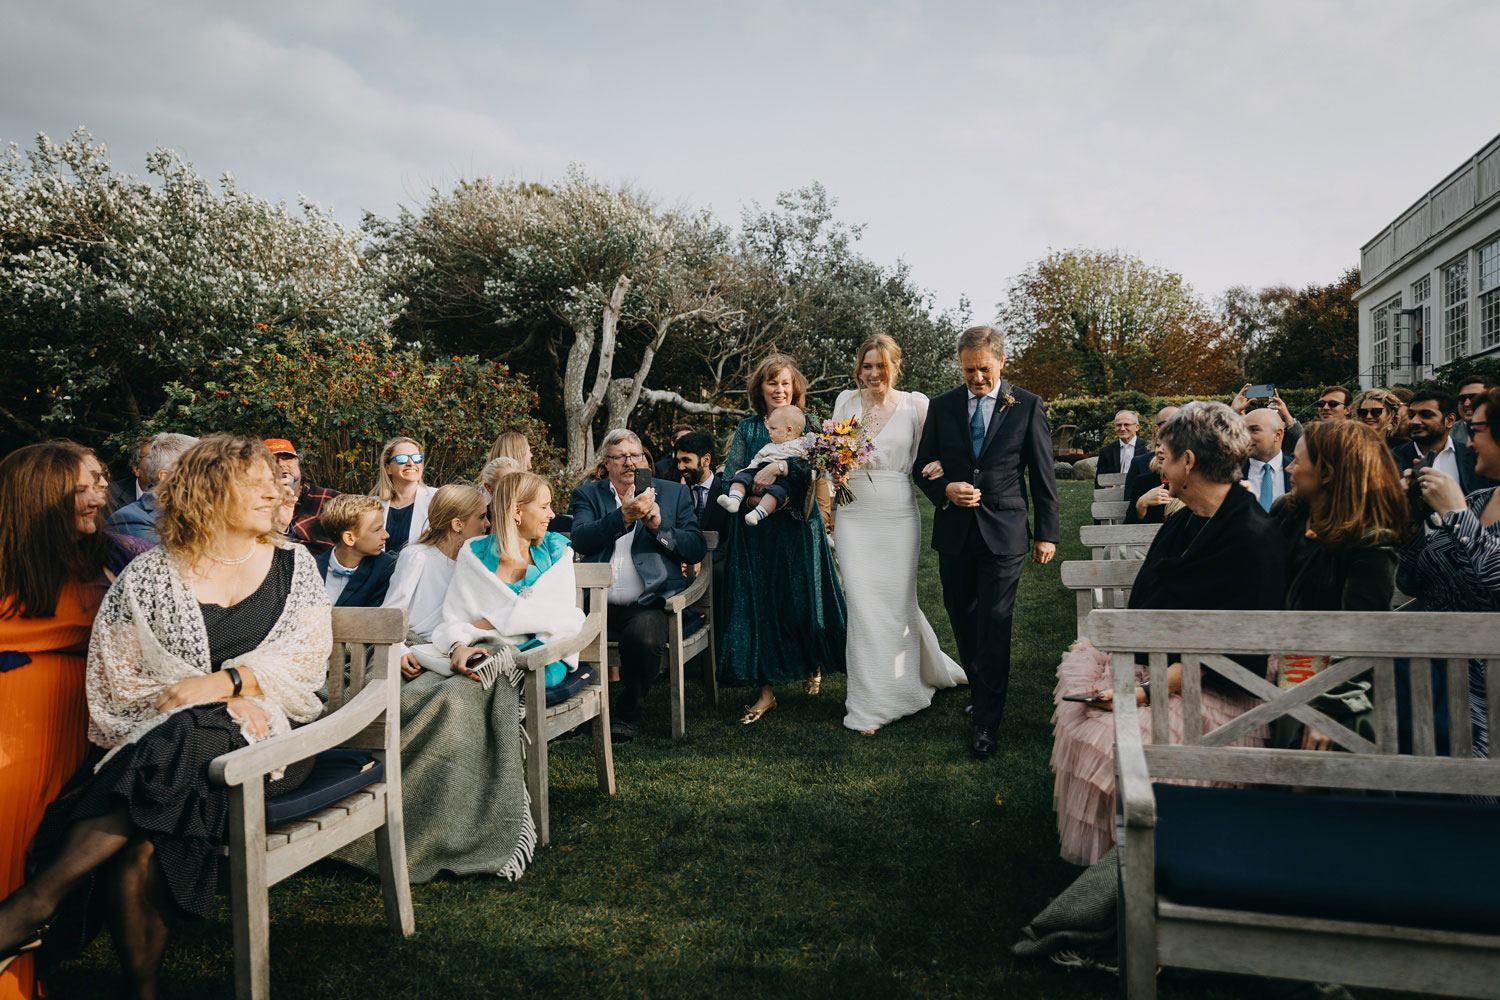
[970,726,997,759]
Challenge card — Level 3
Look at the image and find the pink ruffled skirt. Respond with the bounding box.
[1050,640,1270,867]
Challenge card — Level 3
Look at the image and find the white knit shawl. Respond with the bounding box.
[86,541,333,767]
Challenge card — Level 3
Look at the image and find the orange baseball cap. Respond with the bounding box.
[262,438,298,456]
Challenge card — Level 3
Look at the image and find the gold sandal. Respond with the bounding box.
[803,672,822,696]
[739,698,777,724]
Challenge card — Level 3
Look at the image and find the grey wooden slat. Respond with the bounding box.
[1373,659,1398,754]
[1148,652,1169,745]
[1410,657,1435,757]
[1447,657,1474,758]
[1088,610,1500,659]
[1141,746,1500,796]
[1181,654,1202,744]
[329,606,406,644]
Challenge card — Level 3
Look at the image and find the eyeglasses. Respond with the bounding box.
[1315,399,1344,409]
[1470,419,1492,435]
[388,453,424,465]
[1356,408,1386,418]
[605,452,645,464]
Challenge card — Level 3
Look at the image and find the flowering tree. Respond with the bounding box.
[0,129,397,453]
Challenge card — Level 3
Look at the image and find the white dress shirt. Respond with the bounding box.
[1247,452,1287,505]
[606,481,647,606]
[968,384,1002,431]
[324,551,361,605]
[1118,436,1137,471]
[1429,435,1461,486]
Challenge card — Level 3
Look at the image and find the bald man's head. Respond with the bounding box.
[1244,407,1284,461]
[1153,406,1180,434]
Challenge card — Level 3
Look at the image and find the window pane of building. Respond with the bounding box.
[1371,295,1399,373]
[1443,259,1469,361]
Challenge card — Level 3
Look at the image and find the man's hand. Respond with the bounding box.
[448,644,487,683]
[154,673,231,713]
[622,487,655,525]
[643,502,662,533]
[1031,541,1056,564]
[1300,725,1334,752]
[921,460,944,480]
[1270,390,1294,427]
[1230,383,1252,414]
[944,482,980,508]
[225,697,271,740]
[400,652,423,680]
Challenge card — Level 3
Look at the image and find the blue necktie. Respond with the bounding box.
[1259,462,1274,511]
[329,559,359,578]
[970,395,987,458]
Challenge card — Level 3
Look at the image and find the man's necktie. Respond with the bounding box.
[970,396,987,458]
[1259,462,1274,511]
[693,483,706,519]
[329,560,359,577]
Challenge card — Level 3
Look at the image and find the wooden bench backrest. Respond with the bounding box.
[1061,559,1141,635]
[325,607,406,715]
[1089,609,1500,796]
[1079,523,1159,560]
[1094,486,1125,503]
[1092,500,1129,523]
[1097,472,1127,488]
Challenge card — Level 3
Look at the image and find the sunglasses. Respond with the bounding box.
[1315,399,1344,409]
[1357,408,1386,418]
[1470,419,1492,435]
[1458,393,1485,405]
[388,453,425,465]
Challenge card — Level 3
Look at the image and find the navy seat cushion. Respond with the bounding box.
[264,748,383,827]
[1153,783,1500,933]
[546,663,597,706]
[606,611,704,645]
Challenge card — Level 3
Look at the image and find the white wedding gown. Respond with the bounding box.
[833,389,966,732]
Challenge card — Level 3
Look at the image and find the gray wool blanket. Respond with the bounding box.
[1012,849,1119,964]
[336,636,535,882]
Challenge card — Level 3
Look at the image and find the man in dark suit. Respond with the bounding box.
[1123,406,1179,524]
[1093,410,1140,485]
[105,436,152,517]
[571,429,706,743]
[1239,408,1294,511]
[1395,389,1493,494]
[672,431,728,536]
[913,325,1060,759]
[652,423,695,481]
[314,495,398,607]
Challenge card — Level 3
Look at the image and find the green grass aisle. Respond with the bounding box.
[59,482,1290,998]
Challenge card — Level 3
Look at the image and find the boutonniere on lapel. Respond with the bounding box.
[999,391,1016,410]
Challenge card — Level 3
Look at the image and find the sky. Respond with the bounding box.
[3,0,1497,317]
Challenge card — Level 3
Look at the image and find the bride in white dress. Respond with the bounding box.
[833,335,966,734]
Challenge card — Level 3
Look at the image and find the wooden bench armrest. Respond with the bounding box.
[208,678,390,788]
[514,605,606,672]
[664,562,712,613]
[1113,652,1157,830]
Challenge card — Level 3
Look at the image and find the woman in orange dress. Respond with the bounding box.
[0,443,144,998]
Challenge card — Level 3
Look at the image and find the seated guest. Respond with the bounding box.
[381,483,489,678]
[1094,410,1140,486]
[570,429,706,743]
[1399,385,1500,759]
[265,437,340,556]
[0,442,147,999]
[316,495,397,608]
[338,472,575,882]
[1239,408,1293,511]
[1393,389,1485,494]
[480,456,521,499]
[372,436,435,555]
[653,423,694,480]
[487,430,532,469]
[105,436,152,517]
[1123,406,1178,524]
[106,432,198,543]
[675,430,729,536]
[1051,401,1286,866]
[0,436,331,999]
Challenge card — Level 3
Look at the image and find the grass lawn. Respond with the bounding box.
[58,482,1358,998]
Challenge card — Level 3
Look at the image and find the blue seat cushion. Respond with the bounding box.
[264,748,383,827]
[546,663,596,706]
[606,612,704,645]
[1153,783,1500,933]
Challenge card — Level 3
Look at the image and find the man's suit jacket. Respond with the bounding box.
[315,549,398,608]
[106,492,161,544]
[1392,438,1496,495]
[1240,451,1295,497]
[1123,450,1164,525]
[1094,438,1139,485]
[568,477,707,607]
[912,382,1060,556]
[106,477,141,518]
[686,473,730,538]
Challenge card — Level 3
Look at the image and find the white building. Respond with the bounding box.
[1356,132,1500,387]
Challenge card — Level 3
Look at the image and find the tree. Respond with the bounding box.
[999,248,1241,399]
[1219,283,1296,376]
[0,129,397,455]
[1243,267,1360,388]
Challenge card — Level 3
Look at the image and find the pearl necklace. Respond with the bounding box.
[209,543,258,566]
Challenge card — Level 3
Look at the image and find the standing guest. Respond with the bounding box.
[104,437,152,517]
[1124,406,1178,525]
[1314,385,1353,422]
[382,484,489,678]
[653,423,694,481]
[1051,402,1286,865]
[1351,388,1402,452]
[1393,389,1483,494]
[1093,411,1140,487]
[372,436,435,556]
[0,436,330,999]
[718,355,847,724]
[1231,384,1303,451]
[1240,408,1293,511]
[1399,386,1500,760]
[264,438,340,556]
[913,325,1059,758]
[316,495,397,608]
[0,443,146,999]
[674,431,728,536]
[1452,374,1494,447]
[571,430,706,743]
[1390,387,1414,444]
[106,433,198,544]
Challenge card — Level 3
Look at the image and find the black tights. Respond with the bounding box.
[0,808,174,1000]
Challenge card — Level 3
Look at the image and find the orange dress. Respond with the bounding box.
[0,576,107,1000]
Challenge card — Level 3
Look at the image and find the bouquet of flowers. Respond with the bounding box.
[803,415,877,506]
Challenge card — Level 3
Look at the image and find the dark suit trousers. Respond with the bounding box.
[938,527,1026,730]
[608,602,669,724]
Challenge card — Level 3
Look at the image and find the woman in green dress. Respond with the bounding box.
[717,353,848,723]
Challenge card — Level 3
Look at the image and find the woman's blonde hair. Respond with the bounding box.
[1350,388,1402,439]
[489,471,549,563]
[157,435,282,563]
[415,483,487,547]
[371,436,424,501]
[480,456,521,494]
[852,334,902,388]
[746,353,808,417]
[487,431,532,469]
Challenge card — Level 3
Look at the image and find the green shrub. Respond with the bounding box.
[130,327,558,492]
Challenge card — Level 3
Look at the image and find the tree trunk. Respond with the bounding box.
[561,274,630,479]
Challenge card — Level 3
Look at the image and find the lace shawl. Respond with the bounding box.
[86,541,333,765]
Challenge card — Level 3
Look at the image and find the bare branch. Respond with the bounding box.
[638,387,750,417]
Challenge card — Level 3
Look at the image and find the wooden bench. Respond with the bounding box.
[1079,523,1159,560]
[1097,472,1127,488]
[209,607,414,1000]
[1093,486,1125,503]
[1092,608,1500,1000]
[1060,559,1139,637]
[519,562,615,846]
[1092,500,1129,525]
